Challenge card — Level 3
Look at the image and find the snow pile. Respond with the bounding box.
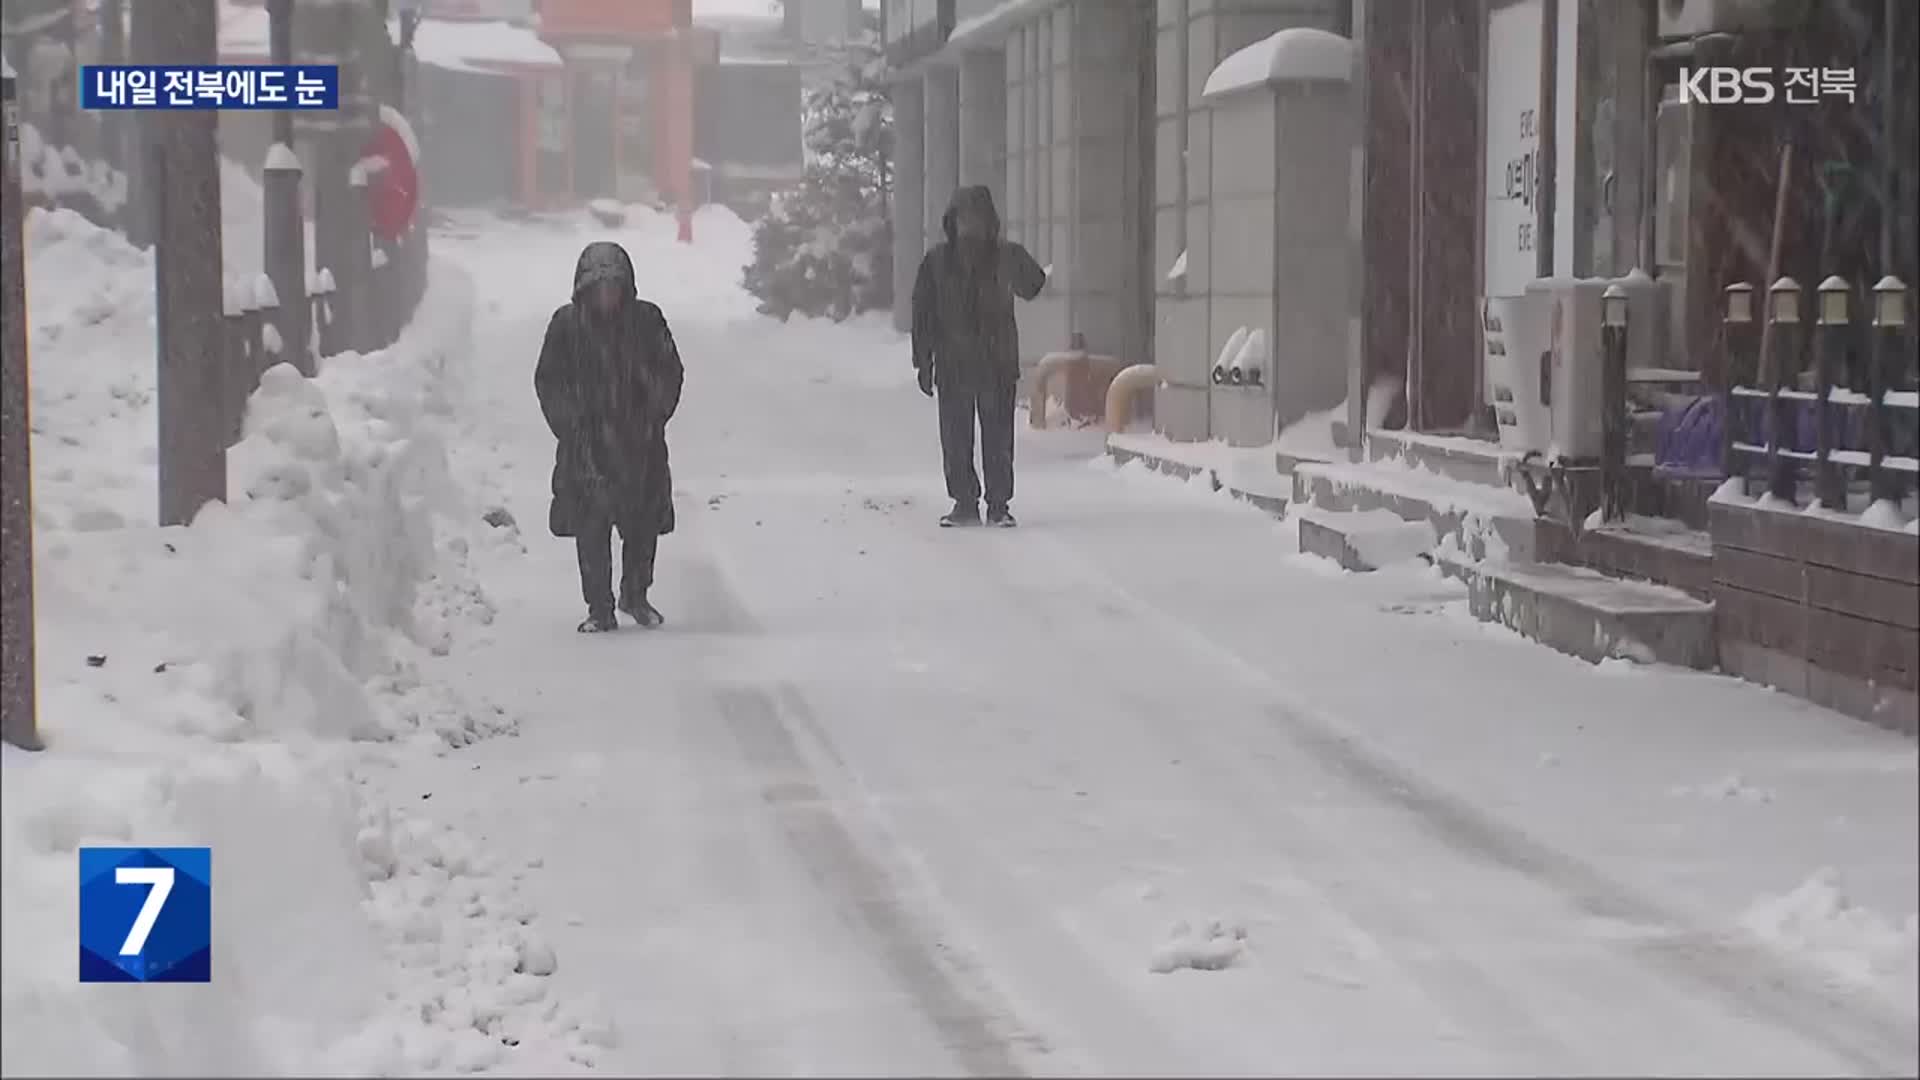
[1275,374,1404,460]
[1149,918,1249,974]
[4,211,596,1074]
[23,208,163,532]
[1741,871,1920,1009]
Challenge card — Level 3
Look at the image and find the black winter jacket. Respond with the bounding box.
[535,241,684,537]
[911,186,1047,390]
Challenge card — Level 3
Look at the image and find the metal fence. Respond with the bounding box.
[1721,275,1917,515]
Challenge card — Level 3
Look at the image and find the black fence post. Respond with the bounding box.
[1601,283,1630,522]
[1869,275,1910,506]
[1813,275,1849,511]
[1766,277,1803,504]
[1723,282,1757,495]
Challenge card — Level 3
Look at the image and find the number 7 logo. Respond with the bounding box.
[114,866,175,956]
[79,847,212,982]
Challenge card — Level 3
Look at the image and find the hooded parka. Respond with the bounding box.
[535,242,684,539]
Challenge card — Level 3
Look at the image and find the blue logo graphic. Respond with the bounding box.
[78,847,212,983]
[80,65,339,111]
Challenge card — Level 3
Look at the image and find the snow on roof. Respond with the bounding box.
[949,0,1057,48]
[1202,27,1352,101]
[407,17,562,73]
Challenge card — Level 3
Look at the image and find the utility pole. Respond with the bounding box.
[299,0,370,356]
[134,0,226,525]
[265,0,310,374]
[2,64,43,751]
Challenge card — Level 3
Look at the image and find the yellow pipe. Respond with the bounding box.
[1028,349,1086,429]
[1105,363,1159,433]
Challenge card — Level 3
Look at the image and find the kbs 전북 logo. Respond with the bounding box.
[78,847,212,983]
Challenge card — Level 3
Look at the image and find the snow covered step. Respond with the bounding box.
[1434,553,1718,670]
[1364,429,1516,491]
[1296,507,1437,571]
[1291,460,1543,562]
[1106,435,1291,517]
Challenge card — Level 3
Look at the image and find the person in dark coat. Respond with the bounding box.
[911,185,1047,528]
[535,241,684,633]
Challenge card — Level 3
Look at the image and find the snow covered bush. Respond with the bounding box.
[742,50,893,322]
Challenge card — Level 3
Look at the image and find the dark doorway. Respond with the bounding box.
[571,67,617,199]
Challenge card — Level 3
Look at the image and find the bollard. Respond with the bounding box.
[1765,277,1803,504]
[1813,275,1849,510]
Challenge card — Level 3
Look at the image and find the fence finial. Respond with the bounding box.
[1724,281,1755,324]
[1816,275,1849,326]
[1769,276,1801,325]
[1873,276,1907,328]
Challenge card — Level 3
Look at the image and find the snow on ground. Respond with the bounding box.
[11,196,1914,1076]
[394,201,1917,1076]
[5,210,608,1075]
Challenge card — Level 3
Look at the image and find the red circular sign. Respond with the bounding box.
[362,121,419,242]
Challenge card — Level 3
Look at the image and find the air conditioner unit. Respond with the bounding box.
[1525,278,1611,460]
[1657,0,1785,39]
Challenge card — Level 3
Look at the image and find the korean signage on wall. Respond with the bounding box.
[1482,0,1545,301]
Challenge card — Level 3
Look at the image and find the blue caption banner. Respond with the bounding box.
[78,846,213,983]
[80,65,338,111]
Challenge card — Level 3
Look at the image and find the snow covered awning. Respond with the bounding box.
[1202,27,1352,103]
[406,18,564,75]
[948,0,1061,50]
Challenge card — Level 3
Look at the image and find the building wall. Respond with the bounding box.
[1153,0,1343,441]
[996,1,1154,369]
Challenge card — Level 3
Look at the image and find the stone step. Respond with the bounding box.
[1292,460,1544,562]
[1364,429,1517,490]
[1547,517,1715,600]
[1296,507,1437,571]
[1107,436,1290,517]
[1434,552,1718,669]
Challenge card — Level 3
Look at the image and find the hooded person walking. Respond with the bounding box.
[535,241,685,633]
[911,186,1047,527]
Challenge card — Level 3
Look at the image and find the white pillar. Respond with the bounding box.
[923,65,960,250]
[892,78,924,333]
[958,49,1007,209]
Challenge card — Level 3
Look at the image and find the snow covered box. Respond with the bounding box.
[1196,27,1354,447]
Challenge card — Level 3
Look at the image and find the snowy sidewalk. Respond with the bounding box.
[395,207,1918,1076]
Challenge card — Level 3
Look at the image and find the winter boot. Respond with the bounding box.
[986,505,1017,528]
[939,502,980,528]
[619,589,665,629]
[577,609,618,634]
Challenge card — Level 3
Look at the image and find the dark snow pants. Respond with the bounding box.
[937,380,1017,511]
[575,513,658,616]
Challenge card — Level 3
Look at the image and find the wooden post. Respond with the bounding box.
[2,68,44,752]
[136,0,226,526]
[1812,275,1849,511]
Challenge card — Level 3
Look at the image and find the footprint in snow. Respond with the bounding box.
[1150,918,1248,973]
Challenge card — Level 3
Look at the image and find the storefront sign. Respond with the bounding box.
[1483,0,1544,301]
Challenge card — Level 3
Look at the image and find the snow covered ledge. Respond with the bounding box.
[1201,25,1354,102]
[1196,28,1356,449]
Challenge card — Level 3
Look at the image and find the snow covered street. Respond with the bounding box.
[401,209,1918,1075]
[6,203,1916,1077]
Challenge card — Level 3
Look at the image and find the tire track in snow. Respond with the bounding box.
[1008,523,1917,1075]
[678,553,1041,1078]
